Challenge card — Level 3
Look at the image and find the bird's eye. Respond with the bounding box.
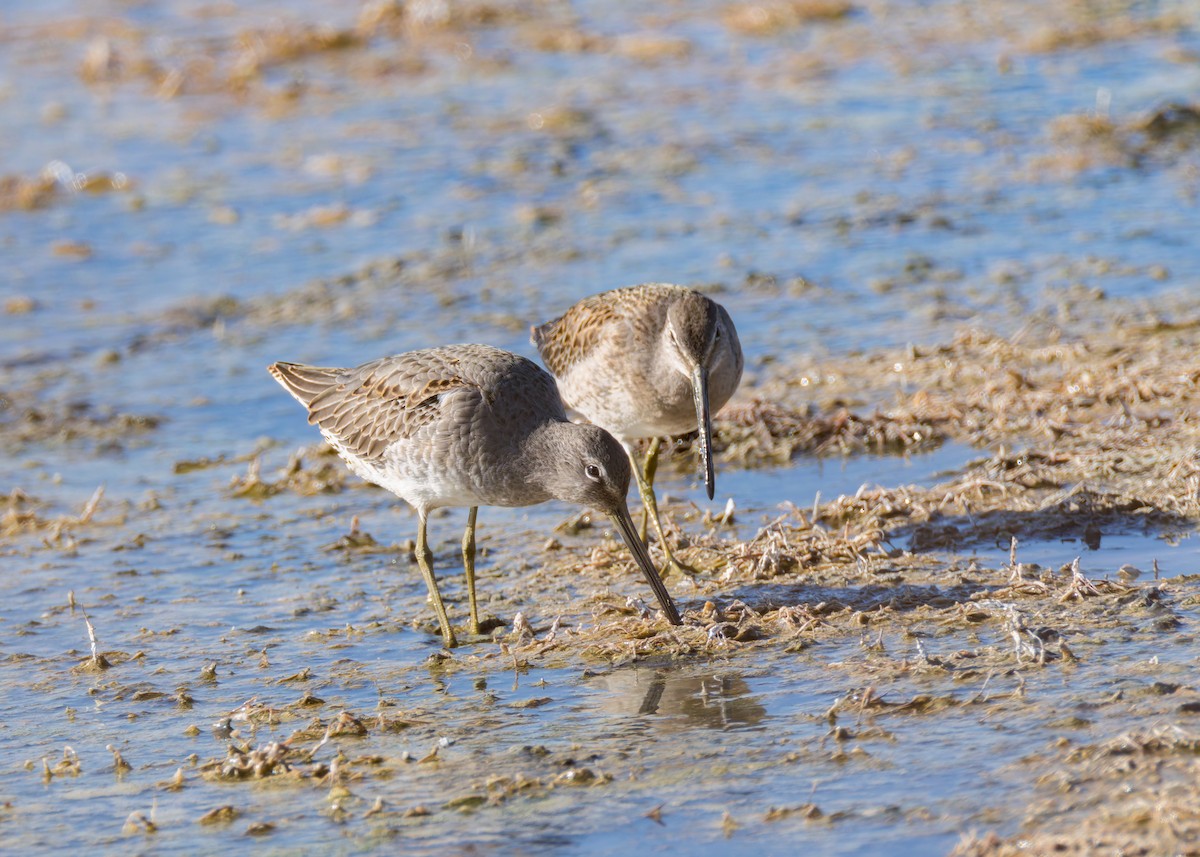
[585,464,602,481]
[714,327,722,342]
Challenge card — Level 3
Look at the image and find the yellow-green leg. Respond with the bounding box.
[627,439,700,580]
[415,512,457,648]
[637,437,661,543]
[461,506,481,635]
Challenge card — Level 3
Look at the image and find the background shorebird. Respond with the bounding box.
[532,283,743,577]
[268,343,683,647]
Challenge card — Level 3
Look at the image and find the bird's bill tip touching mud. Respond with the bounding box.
[608,503,683,625]
[692,365,715,500]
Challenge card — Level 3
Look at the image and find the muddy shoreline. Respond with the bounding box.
[6,296,1200,853]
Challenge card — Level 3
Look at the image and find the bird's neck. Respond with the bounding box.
[512,420,570,504]
[650,337,694,400]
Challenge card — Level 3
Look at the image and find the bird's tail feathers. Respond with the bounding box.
[268,362,339,409]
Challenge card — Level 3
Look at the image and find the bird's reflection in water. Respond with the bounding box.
[588,670,767,731]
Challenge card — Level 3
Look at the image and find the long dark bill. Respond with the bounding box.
[692,365,715,500]
[609,503,683,625]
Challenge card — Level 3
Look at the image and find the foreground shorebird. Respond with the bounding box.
[532,284,743,576]
[268,344,682,647]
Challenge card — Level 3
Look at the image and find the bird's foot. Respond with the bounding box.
[660,552,706,582]
[455,631,494,646]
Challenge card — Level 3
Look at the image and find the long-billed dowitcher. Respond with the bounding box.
[268,344,681,648]
[532,284,743,576]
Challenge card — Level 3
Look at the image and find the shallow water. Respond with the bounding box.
[957,529,1200,581]
[3,0,1200,853]
[3,595,1190,854]
[721,441,976,515]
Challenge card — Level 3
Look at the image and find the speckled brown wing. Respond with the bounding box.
[532,293,619,376]
[269,358,479,462]
[532,285,674,375]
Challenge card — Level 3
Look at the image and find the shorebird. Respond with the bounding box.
[532,284,743,577]
[268,344,683,648]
